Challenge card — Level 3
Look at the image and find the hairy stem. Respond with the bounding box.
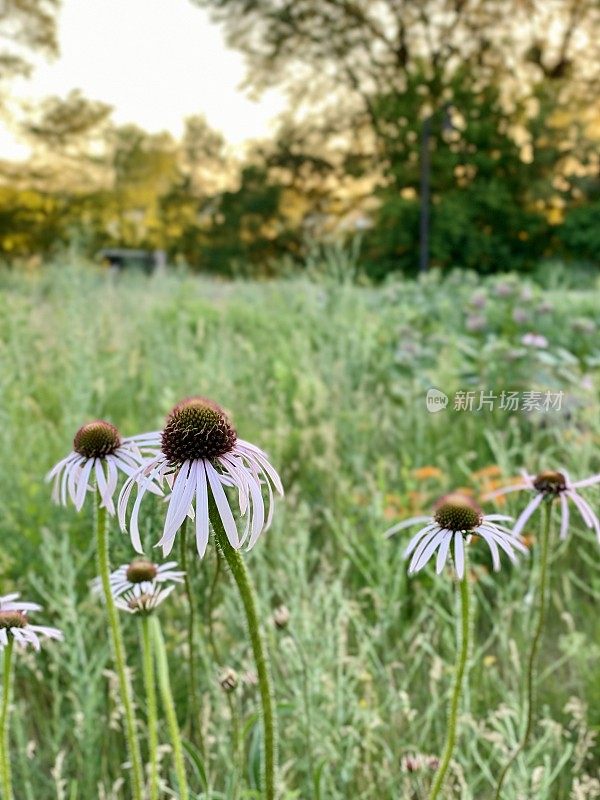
[151,616,189,800]
[0,640,14,800]
[140,616,159,800]
[95,496,144,800]
[207,551,223,664]
[428,549,471,800]
[209,495,278,800]
[493,502,552,799]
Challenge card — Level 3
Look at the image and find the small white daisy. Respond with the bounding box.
[386,493,527,579]
[47,420,161,514]
[91,559,185,598]
[486,469,600,541]
[118,397,284,558]
[92,560,184,616]
[0,594,63,652]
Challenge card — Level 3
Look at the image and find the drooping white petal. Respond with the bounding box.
[476,529,501,571]
[1,599,41,612]
[95,459,115,515]
[205,460,240,549]
[245,470,265,551]
[570,473,600,489]
[0,594,20,605]
[453,532,465,580]
[512,493,544,536]
[15,628,40,650]
[74,458,95,512]
[567,490,594,528]
[158,462,197,556]
[237,440,284,495]
[408,527,443,572]
[483,484,528,500]
[194,460,210,558]
[435,532,452,574]
[568,491,600,541]
[403,522,437,558]
[410,529,446,573]
[385,516,433,538]
[28,624,63,641]
[162,462,193,534]
[219,455,250,516]
[559,493,570,540]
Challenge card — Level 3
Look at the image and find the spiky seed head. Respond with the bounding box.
[403,755,421,773]
[219,667,238,692]
[126,560,158,584]
[533,470,567,495]
[73,421,121,458]
[273,605,290,630]
[0,611,27,629]
[161,397,237,464]
[433,493,482,532]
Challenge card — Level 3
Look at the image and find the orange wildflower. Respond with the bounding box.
[412,466,443,481]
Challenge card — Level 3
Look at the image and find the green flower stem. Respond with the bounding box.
[0,640,14,800]
[493,502,552,800]
[428,549,472,800]
[94,497,144,800]
[150,615,189,800]
[209,496,278,800]
[179,519,203,750]
[140,616,159,800]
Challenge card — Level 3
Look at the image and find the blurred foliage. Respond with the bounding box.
[1,0,600,275]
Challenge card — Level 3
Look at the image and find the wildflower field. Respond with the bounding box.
[1,262,599,800]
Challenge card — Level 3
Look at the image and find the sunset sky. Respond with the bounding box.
[0,0,286,159]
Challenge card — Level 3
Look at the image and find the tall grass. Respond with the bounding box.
[0,260,599,798]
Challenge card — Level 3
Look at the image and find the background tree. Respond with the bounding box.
[0,0,60,90]
[21,90,112,189]
[195,0,600,273]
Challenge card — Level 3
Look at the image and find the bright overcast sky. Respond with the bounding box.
[1,0,285,159]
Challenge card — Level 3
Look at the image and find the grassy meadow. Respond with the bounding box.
[0,261,599,799]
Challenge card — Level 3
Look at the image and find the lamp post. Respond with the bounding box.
[419,113,432,273]
[419,103,453,272]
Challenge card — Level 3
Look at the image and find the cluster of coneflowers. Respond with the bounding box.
[387,468,600,799]
[0,397,283,800]
[2,390,598,800]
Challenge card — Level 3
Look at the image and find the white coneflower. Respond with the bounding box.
[387,493,524,800]
[47,420,161,514]
[91,559,185,598]
[386,493,527,578]
[118,397,283,557]
[489,469,600,799]
[92,559,184,615]
[486,469,600,541]
[0,594,62,652]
